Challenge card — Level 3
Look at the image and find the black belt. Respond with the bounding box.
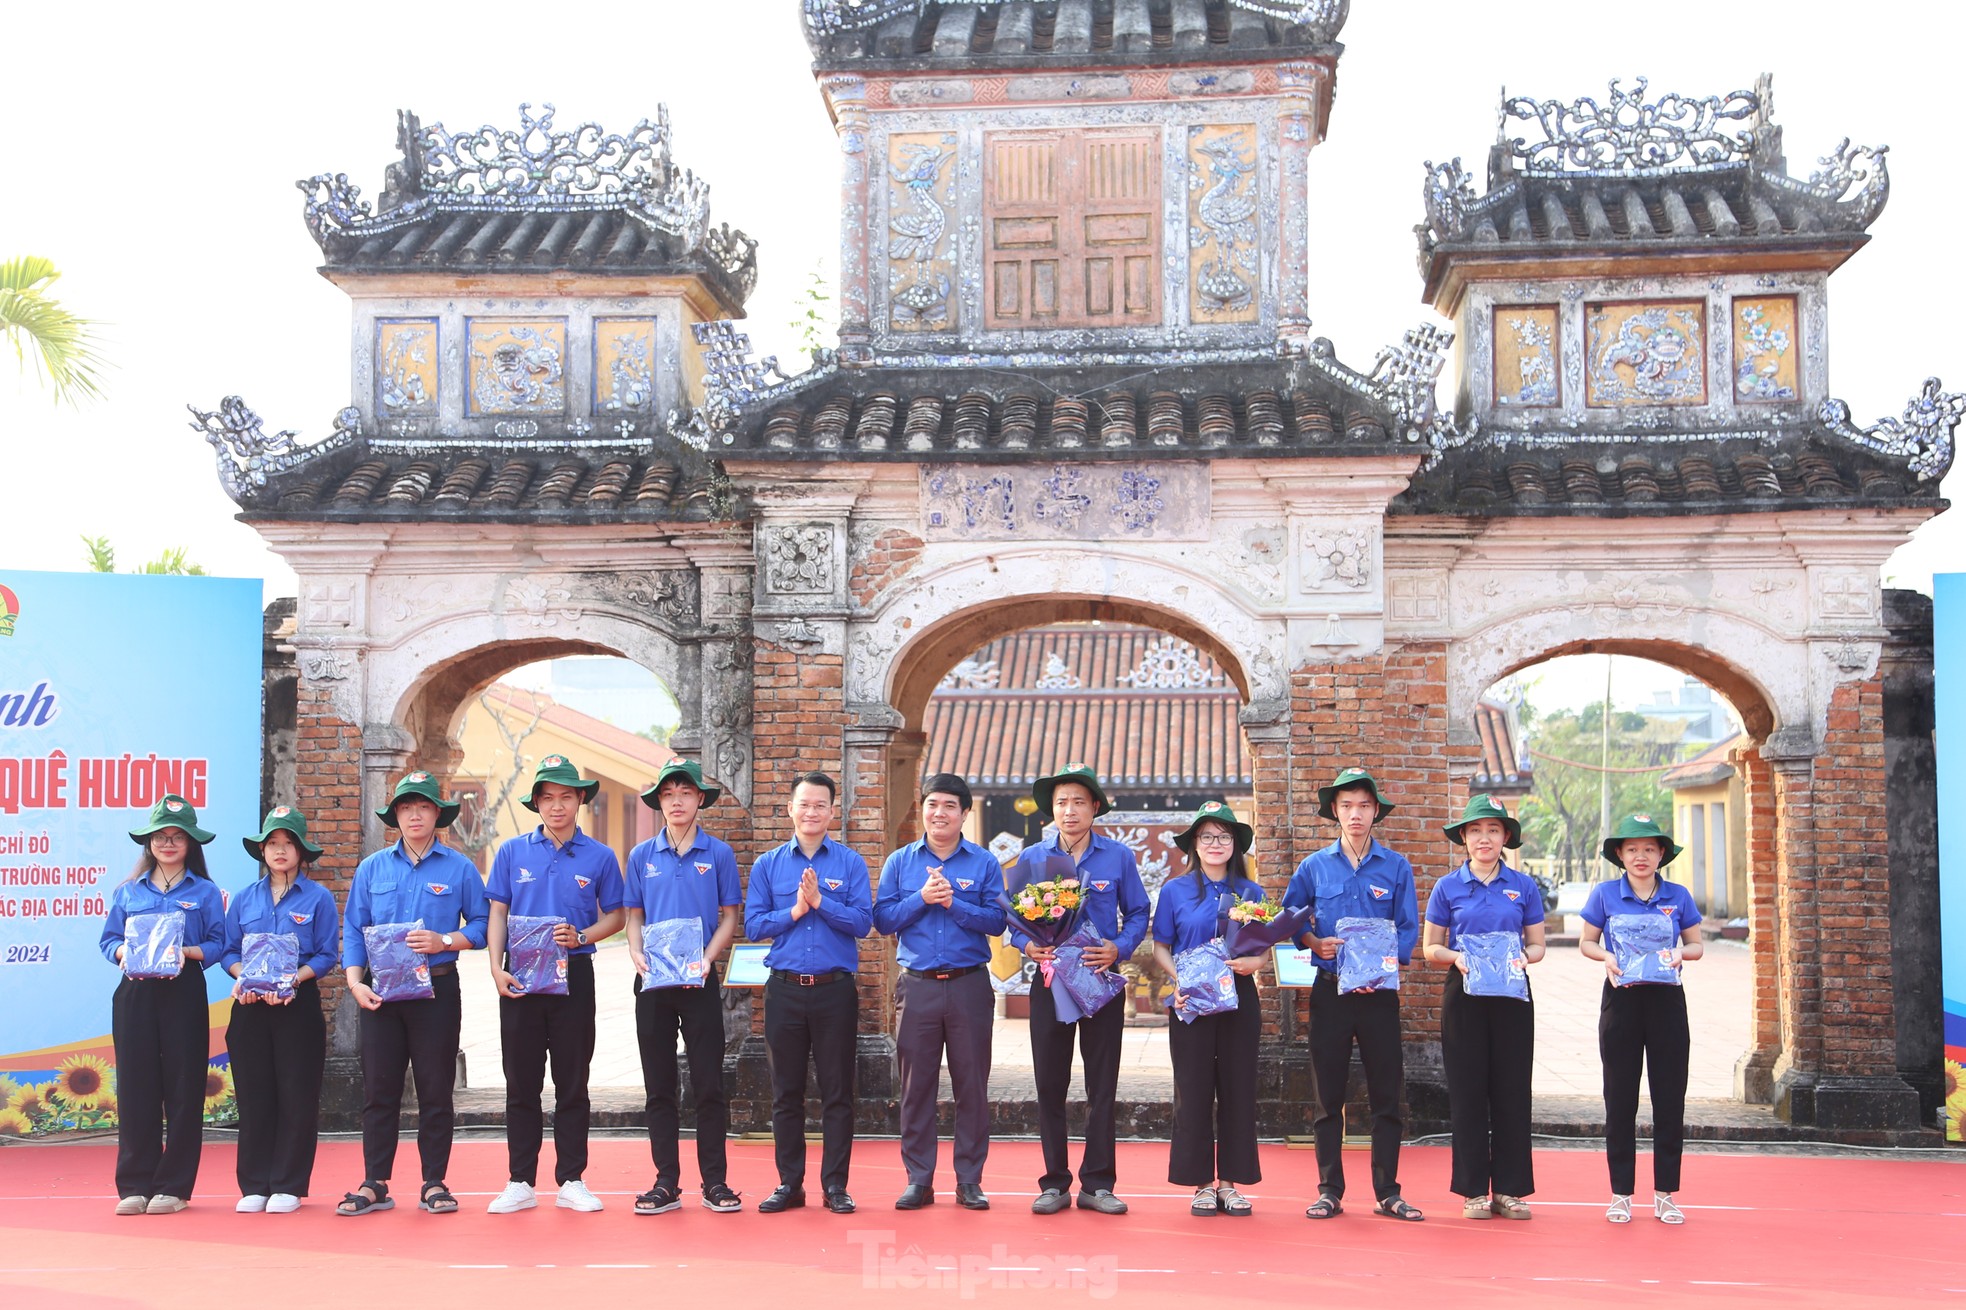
[905,965,982,981]
[770,969,852,986]
[427,963,456,977]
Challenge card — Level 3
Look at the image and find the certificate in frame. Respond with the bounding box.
[722,942,772,987]
[1271,944,1320,988]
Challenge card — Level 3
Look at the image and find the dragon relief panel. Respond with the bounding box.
[886,132,957,332]
[1585,300,1707,407]
[467,318,567,416]
[1187,124,1260,324]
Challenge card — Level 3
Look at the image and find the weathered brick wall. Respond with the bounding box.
[1811,676,1896,1079]
[292,682,364,1041]
[848,528,925,609]
[1737,744,1782,1062]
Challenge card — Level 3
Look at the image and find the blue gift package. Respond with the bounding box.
[123,911,186,979]
[1173,940,1239,1024]
[1460,930,1530,1000]
[642,918,707,989]
[1051,924,1129,1021]
[1607,912,1681,986]
[240,931,298,998]
[363,921,435,1002]
[506,915,569,996]
[1335,916,1401,994]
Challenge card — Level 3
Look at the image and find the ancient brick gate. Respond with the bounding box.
[204,2,1954,1137]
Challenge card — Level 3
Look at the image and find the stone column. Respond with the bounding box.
[1274,62,1320,351]
[1881,590,1942,1116]
[823,74,873,364]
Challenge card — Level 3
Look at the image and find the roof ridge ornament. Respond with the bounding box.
[1498,76,1765,174]
[1818,378,1964,483]
[188,398,360,501]
[802,0,1347,40]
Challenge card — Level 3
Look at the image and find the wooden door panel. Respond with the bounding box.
[985,127,1160,330]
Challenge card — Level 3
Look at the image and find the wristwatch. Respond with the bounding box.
[440,933,455,949]
[576,929,587,946]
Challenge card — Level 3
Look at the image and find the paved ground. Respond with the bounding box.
[6,1137,1965,1309]
[461,936,1751,1105]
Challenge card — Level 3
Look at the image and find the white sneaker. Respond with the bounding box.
[487,1181,537,1214]
[266,1193,301,1214]
[115,1196,148,1216]
[236,1194,269,1213]
[145,1196,187,1214]
[556,1179,604,1212]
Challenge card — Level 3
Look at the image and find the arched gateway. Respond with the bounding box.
[203,3,1953,1135]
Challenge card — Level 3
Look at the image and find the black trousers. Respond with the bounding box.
[1029,973,1124,1193]
[112,965,209,1201]
[227,977,326,1197]
[1440,968,1535,1198]
[635,964,729,1188]
[358,966,461,1185]
[763,974,857,1193]
[1167,971,1260,1187]
[895,969,994,1187]
[1599,981,1690,1194]
[1308,972,1405,1201]
[499,952,597,1186]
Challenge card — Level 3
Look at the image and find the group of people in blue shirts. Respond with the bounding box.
[99,756,1705,1228]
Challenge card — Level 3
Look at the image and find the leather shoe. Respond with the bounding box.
[824,1190,857,1214]
[1076,1189,1128,1215]
[895,1184,935,1210]
[956,1183,990,1211]
[757,1185,805,1213]
[1031,1188,1069,1215]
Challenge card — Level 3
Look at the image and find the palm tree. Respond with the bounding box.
[2,256,108,406]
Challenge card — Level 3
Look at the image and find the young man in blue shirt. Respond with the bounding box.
[744,771,873,1215]
[1283,767,1423,1221]
[874,773,1007,1211]
[625,758,742,1215]
[337,771,489,1217]
[484,756,625,1215]
[1011,763,1150,1216]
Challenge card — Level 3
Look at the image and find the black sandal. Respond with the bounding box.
[1304,1194,1342,1219]
[419,1181,458,1214]
[336,1181,392,1217]
[1376,1195,1425,1222]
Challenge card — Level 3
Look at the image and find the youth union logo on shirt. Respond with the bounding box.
[956,878,974,890]
[1503,889,1520,901]
[289,912,312,925]
[695,862,712,875]
[574,875,591,889]
[1369,884,1390,899]
[1660,904,1678,916]
[824,877,843,891]
[175,899,198,910]
[426,883,450,895]
[1091,880,1111,892]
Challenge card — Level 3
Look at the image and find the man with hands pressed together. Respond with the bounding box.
[744,771,873,1215]
[624,759,743,1215]
[484,755,625,1215]
[1282,767,1423,1222]
[337,771,489,1217]
[874,773,1006,1212]
[1011,763,1149,1216]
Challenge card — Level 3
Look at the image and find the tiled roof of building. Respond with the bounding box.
[803,0,1345,67]
[1470,697,1532,796]
[479,684,680,777]
[922,625,1250,788]
[1661,732,1742,790]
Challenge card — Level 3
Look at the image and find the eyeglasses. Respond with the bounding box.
[1195,832,1237,846]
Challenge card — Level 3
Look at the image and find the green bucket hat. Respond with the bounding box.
[1317,766,1395,821]
[1601,813,1684,869]
[374,770,461,829]
[129,794,216,846]
[242,804,325,864]
[1030,762,1113,818]
[1443,792,1523,849]
[1172,800,1253,858]
[521,753,600,812]
[639,758,721,809]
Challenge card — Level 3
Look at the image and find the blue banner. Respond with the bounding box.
[0,570,262,1134]
[1937,574,1966,1141]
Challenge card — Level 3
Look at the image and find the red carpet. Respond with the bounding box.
[2,1137,1962,1307]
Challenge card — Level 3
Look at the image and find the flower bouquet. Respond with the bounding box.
[362,921,434,1002]
[1459,930,1529,1001]
[999,853,1087,947]
[1220,898,1312,959]
[1172,940,1239,1024]
[642,917,707,990]
[239,931,298,999]
[1050,923,1130,1022]
[1335,916,1400,993]
[506,915,569,995]
[1606,912,1680,987]
[122,911,185,979]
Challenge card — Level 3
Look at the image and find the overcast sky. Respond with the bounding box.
[4,1,1956,718]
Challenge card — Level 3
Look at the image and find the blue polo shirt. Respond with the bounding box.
[1282,839,1420,963]
[1424,862,1546,947]
[99,874,227,968]
[873,837,1008,970]
[219,874,339,978]
[486,826,626,957]
[1151,871,1265,955]
[1006,832,1150,957]
[1579,875,1703,943]
[342,839,489,971]
[743,834,873,974]
[625,825,742,946]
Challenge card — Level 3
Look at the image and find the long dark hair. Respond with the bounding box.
[1184,822,1255,899]
[129,835,210,883]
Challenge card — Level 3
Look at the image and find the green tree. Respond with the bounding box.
[80,536,206,576]
[2,256,108,406]
[1515,699,1678,882]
